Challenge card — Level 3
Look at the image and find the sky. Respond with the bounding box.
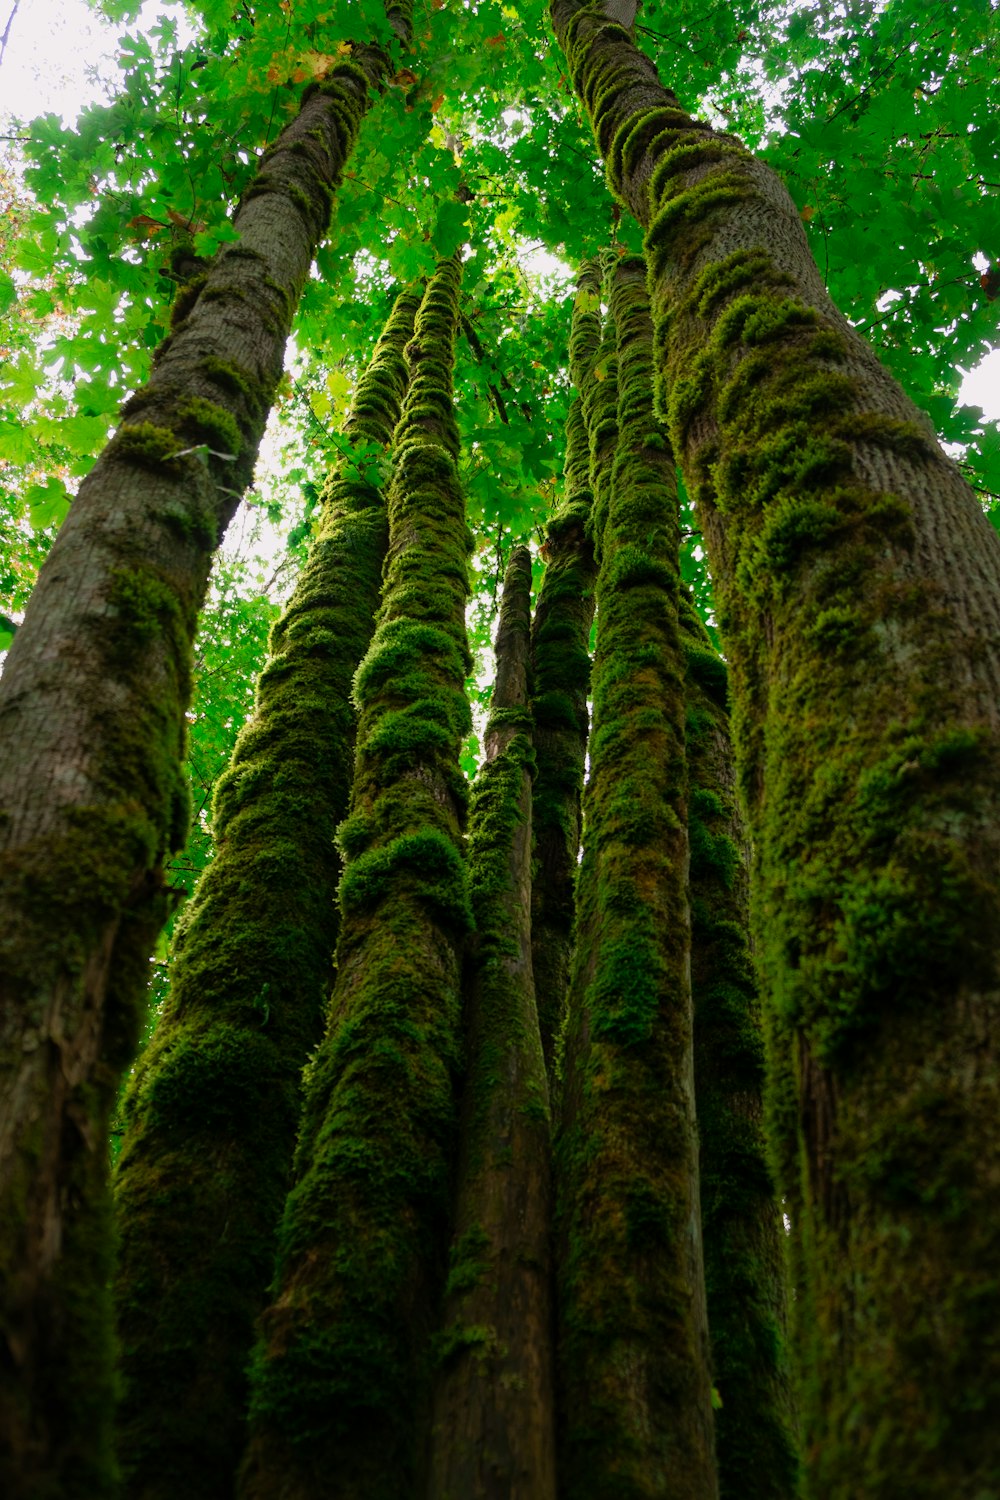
[1,0,997,426]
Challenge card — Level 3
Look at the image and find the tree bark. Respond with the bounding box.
[554,255,717,1500]
[552,4,1000,1493]
[112,287,419,1500]
[427,544,556,1500]
[0,22,411,1490]
[681,592,799,1499]
[530,259,600,1075]
[240,255,471,1500]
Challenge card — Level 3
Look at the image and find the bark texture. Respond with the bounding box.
[427,545,556,1500]
[554,255,716,1500]
[681,594,799,1498]
[240,255,471,1500]
[553,4,1000,1493]
[112,288,419,1500]
[530,259,600,1074]
[0,29,407,1494]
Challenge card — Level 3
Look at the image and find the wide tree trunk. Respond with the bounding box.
[530,259,599,1073]
[427,544,556,1499]
[554,254,716,1500]
[239,255,471,1500]
[0,16,411,1489]
[112,286,419,1500]
[681,593,799,1499]
[553,4,1000,1493]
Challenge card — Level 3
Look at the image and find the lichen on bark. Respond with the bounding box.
[551,4,1000,1491]
[240,255,472,1500]
[112,286,419,1500]
[554,254,716,1500]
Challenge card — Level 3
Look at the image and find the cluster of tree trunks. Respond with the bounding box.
[1,1,999,1497]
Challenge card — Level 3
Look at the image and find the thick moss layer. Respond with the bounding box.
[530,258,600,1076]
[553,6,1000,1493]
[682,592,800,1498]
[554,257,716,1500]
[241,256,471,1500]
[0,19,415,1494]
[113,287,419,1500]
[428,545,557,1499]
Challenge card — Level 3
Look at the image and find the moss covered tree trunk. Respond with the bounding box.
[553,4,1000,1493]
[427,544,556,1499]
[112,287,419,1500]
[0,16,411,1490]
[239,255,471,1500]
[530,262,599,1074]
[554,255,716,1500]
[681,594,799,1499]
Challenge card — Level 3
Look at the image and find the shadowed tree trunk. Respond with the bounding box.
[112,286,419,1500]
[552,4,1000,1492]
[530,259,600,1075]
[427,544,556,1500]
[554,253,716,1500]
[239,255,471,1500]
[681,593,799,1499]
[0,9,413,1490]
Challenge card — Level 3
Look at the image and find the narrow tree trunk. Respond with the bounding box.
[530,260,600,1073]
[112,286,419,1500]
[554,255,717,1500]
[681,593,799,1499]
[427,544,556,1499]
[0,15,411,1490]
[553,5,1000,1493]
[240,255,471,1500]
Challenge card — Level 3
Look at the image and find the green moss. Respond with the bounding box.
[113,284,421,1500]
[554,256,716,1498]
[530,259,600,1076]
[174,395,242,455]
[109,566,183,645]
[242,257,472,1499]
[109,421,185,473]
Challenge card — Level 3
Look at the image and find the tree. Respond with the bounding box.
[0,0,998,1494]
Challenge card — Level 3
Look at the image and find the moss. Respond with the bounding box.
[109,421,185,474]
[554,256,716,1498]
[554,12,1000,1486]
[173,395,242,455]
[681,592,800,1498]
[531,259,600,1076]
[242,257,471,1500]
[113,285,421,1500]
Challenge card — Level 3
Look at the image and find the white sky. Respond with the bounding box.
[0,0,996,426]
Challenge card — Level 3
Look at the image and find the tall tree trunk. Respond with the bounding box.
[427,544,556,1499]
[0,11,411,1490]
[240,255,471,1500]
[554,254,717,1500]
[112,286,419,1500]
[530,259,600,1074]
[553,5,1000,1493]
[681,593,799,1499]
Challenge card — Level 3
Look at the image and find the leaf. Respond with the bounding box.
[431,200,469,257]
[25,477,70,533]
[0,272,17,317]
